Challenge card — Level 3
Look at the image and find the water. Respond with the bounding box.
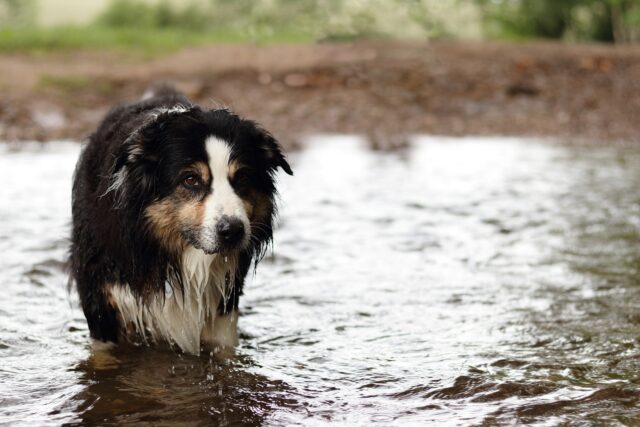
[2,137,640,425]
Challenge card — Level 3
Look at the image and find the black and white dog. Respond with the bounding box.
[70,87,292,355]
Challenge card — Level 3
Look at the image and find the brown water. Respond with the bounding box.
[1,137,640,426]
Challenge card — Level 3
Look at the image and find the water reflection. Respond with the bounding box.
[67,346,298,425]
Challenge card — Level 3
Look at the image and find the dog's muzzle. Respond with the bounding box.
[216,215,246,249]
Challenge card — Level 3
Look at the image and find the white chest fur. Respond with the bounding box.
[108,247,239,355]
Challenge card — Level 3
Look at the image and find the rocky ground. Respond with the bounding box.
[1,40,639,148]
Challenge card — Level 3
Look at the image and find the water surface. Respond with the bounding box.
[1,137,640,425]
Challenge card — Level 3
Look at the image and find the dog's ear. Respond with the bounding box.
[115,106,196,171]
[113,134,145,173]
[107,136,154,207]
[256,129,293,176]
[114,111,168,171]
[108,111,170,202]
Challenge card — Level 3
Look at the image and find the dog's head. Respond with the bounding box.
[108,106,292,257]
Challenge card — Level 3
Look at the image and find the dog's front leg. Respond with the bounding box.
[202,310,239,351]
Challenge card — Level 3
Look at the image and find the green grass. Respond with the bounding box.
[38,75,92,90]
[37,74,114,95]
[0,25,315,55]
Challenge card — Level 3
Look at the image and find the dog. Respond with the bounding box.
[70,86,292,355]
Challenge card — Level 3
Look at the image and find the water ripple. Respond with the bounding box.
[2,137,640,424]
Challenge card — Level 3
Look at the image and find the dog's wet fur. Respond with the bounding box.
[70,86,291,354]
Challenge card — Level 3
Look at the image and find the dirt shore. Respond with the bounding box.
[1,40,639,148]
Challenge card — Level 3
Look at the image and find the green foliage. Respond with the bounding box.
[96,0,447,42]
[1,0,639,53]
[0,0,316,54]
[475,0,640,43]
[38,74,92,91]
[0,25,311,54]
[0,0,463,53]
[97,0,209,32]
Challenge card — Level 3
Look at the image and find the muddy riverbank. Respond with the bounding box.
[1,40,639,147]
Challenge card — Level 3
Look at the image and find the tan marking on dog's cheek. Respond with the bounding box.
[145,199,185,253]
[177,199,206,229]
[242,198,255,219]
[174,185,196,199]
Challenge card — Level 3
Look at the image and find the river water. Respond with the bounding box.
[1,137,640,425]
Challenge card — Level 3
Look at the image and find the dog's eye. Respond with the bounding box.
[182,174,200,188]
[231,170,252,190]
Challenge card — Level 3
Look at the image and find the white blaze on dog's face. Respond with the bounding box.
[140,109,291,258]
[199,136,251,253]
[143,135,259,256]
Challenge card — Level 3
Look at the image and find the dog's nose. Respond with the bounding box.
[216,216,245,247]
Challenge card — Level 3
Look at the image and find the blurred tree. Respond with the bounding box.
[97,0,208,31]
[475,0,640,43]
[96,0,154,28]
[207,0,349,38]
[609,0,640,42]
[0,0,36,27]
[408,0,460,38]
[93,0,638,44]
[94,0,462,42]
